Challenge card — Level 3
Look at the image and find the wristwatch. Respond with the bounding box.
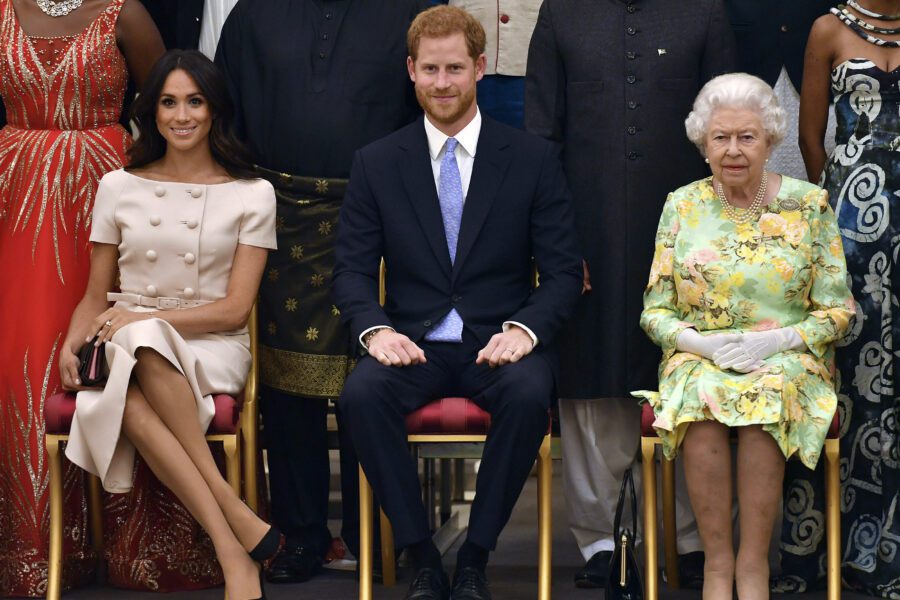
[362,327,388,350]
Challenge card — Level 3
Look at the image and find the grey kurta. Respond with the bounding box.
[525,0,736,398]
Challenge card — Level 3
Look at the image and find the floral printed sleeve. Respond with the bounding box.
[791,188,856,357]
[640,193,691,360]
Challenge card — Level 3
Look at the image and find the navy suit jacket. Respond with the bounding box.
[333,115,582,371]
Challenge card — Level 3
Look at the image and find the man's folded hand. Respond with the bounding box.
[476,325,534,368]
[368,329,427,367]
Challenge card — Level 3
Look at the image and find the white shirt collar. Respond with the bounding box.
[424,107,481,160]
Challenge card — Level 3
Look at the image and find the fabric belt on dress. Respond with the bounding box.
[107,292,213,310]
[254,164,348,199]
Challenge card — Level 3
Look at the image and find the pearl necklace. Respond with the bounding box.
[715,171,768,225]
[36,0,84,17]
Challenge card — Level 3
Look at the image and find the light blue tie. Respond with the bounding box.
[425,137,464,342]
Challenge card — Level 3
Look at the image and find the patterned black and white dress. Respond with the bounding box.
[779,57,900,598]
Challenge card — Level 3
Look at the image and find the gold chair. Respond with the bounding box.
[639,403,841,600]
[357,262,553,600]
[358,423,553,600]
[44,305,261,600]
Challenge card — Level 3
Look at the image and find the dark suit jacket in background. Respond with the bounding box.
[140,0,204,50]
[724,0,836,89]
[525,0,736,398]
[333,115,583,377]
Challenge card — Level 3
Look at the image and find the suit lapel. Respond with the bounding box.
[398,120,453,278]
[453,118,511,280]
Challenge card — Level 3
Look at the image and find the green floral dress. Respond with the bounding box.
[633,176,855,468]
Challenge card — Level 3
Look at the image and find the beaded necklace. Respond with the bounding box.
[839,6,900,34]
[831,6,900,46]
[846,0,900,21]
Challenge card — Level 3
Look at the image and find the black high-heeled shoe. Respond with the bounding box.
[247,526,282,600]
[249,525,283,564]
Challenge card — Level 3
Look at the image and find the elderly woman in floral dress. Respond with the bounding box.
[634,73,855,600]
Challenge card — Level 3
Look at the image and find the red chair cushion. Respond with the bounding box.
[405,397,492,435]
[44,392,242,435]
[45,392,77,434]
[827,412,840,439]
[210,393,242,434]
[640,401,841,439]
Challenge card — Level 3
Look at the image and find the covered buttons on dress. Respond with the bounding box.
[184,252,196,264]
[146,285,157,296]
[154,185,166,197]
[149,215,161,226]
[145,250,157,261]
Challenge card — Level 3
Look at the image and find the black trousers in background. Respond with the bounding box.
[339,331,552,551]
[261,388,362,556]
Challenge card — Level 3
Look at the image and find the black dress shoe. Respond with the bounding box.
[574,550,613,588]
[451,567,492,600]
[265,545,323,584]
[404,568,450,600]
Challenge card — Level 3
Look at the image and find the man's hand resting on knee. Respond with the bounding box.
[476,325,534,368]
[367,329,427,367]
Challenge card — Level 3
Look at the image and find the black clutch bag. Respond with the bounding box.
[77,336,108,387]
[606,467,643,600]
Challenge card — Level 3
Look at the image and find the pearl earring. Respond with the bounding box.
[704,158,709,164]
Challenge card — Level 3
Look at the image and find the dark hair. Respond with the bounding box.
[126,50,256,179]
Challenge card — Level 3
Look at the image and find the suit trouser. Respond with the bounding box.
[262,389,365,557]
[559,397,702,559]
[340,332,552,550]
[262,389,333,554]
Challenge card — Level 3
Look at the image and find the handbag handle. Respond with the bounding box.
[612,467,639,541]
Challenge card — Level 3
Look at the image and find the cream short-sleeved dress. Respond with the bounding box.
[65,169,277,493]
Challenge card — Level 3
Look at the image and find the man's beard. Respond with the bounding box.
[416,83,476,126]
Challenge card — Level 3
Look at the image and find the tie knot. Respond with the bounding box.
[445,137,459,156]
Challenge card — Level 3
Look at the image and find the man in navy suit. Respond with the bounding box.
[333,6,582,599]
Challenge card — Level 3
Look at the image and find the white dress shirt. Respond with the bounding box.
[359,107,537,350]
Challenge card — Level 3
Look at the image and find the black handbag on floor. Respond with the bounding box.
[606,467,643,600]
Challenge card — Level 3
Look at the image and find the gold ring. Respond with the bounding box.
[104,320,113,327]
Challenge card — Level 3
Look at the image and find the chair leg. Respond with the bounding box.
[243,402,259,513]
[359,466,374,600]
[380,508,396,586]
[439,458,452,526]
[661,454,680,588]
[46,435,64,600]
[537,435,552,600]
[641,438,659,600]
[223,435,241,497]
[87,474,105,583]
[825,438,841,600]
[424,458,436,531]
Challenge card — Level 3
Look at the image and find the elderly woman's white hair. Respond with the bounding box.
[684,73,786,154]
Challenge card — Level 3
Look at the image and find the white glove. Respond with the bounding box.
[676,329,742,361]
[713,327,806,373]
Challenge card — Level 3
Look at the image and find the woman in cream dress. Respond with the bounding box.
[59,50,279,600]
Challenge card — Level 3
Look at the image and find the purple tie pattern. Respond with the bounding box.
[425,137,464,342]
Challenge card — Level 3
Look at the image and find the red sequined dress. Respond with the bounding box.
[0,0,220,594]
